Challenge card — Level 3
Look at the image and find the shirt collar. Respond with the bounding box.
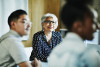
[0,30,22,42]
[42,31,57,38]
[65,32,84,44]
[9,30,22,41]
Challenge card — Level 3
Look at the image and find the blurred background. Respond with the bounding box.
[0,0,100,47]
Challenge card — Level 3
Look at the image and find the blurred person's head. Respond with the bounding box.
[61,3,97,40]
[41,13,58,32]
[8,9,31,36]
[66,0,94,6]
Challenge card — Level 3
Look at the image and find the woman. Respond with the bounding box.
[30,13,62,62]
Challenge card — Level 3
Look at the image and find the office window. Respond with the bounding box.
[0,0,28,40]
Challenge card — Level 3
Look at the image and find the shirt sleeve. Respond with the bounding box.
[30,34,47,62]
[4,37,28,64]
[78,48,100,67]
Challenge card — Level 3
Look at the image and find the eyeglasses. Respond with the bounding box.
[19,20,32,25]
[44,20,56,24]
[18,20,32,27]
[24,20,32,25]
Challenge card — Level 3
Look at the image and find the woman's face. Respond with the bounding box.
[42,17,56,32]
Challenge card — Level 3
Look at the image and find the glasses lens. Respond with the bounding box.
[24,20,32,25]
[44,21,55,24]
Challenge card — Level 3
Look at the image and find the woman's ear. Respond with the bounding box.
[41,23,44,30]
[42,23,45,28]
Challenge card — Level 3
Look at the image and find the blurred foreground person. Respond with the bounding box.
[48,1,100,67]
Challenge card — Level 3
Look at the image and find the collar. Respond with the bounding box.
[9,30,22,41]
[64,32,84,44]
[42,31,57,38]
[0,30,22,42]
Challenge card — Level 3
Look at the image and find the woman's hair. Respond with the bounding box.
[41,13,58,29]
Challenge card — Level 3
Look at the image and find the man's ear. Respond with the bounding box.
[72,21,83,32]
[10,22,16,28]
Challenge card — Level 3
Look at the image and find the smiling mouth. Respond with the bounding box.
[48,27,53,29]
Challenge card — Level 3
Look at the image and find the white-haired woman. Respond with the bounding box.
[30,13,62,62]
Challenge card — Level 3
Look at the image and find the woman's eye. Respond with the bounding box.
[22,21,25,23]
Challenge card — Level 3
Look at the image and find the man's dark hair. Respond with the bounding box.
[61,3,93,31]
[8,9,27,27]
[66,0,94,6]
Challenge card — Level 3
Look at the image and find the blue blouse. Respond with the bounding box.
[30,30,62,62]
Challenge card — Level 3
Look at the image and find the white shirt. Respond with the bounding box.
[0,30,28,67]
[48,32,100,67]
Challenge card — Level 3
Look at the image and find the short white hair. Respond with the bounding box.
[41,13,58,29]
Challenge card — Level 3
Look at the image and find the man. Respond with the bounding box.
[0,9,41,67]
[48,1,100,67]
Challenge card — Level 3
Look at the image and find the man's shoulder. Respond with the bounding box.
[1,35,19,42]
[0,30,20,43]
[49,41,85,57]
[0,34,22,49]
[48,42,100,67]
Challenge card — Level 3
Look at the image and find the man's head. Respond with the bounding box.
[66,0,94,6]
[8,9,31,36]
[61,4,97,40]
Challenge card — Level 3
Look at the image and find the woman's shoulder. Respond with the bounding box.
[53,31,61,35]
[33,30,44,37]
[53,31,62,38]
[53,31,62,41]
